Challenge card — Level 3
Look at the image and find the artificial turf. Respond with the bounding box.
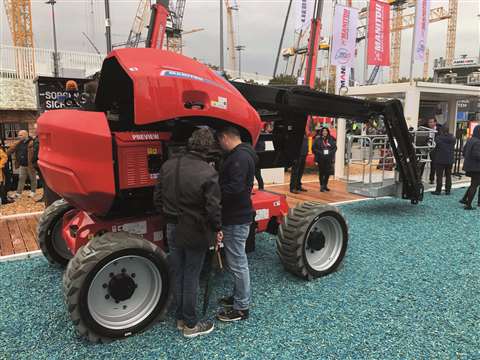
[0,188,479,359]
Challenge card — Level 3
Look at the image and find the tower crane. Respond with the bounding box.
[224,0,238,72]
[166,0,187,53]
[445,0,458,66]
[126,0,151,48]
[388,0,457,82]
[3,0,35,79]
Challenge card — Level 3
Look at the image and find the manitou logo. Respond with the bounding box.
[340,9,350,45]
[374,3,384,61]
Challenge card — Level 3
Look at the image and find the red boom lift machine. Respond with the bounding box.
[36,0,424,342]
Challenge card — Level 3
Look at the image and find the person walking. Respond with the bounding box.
[459,125,480,210]
[313,127,337,192]
[216,126,258,322]
[427,117,441,184]
[431,127,455,195]
[0,146,13,205]
[154,128,223,338]
[290,134,308,194]
[6,130,37,199]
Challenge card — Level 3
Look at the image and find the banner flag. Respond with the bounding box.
[335,65,350,95]
[367,0,390,66]
[295,0,315,31]
[330,4,359,68]
[413,0,431,62]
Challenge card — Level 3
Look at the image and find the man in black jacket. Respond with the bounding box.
[216,126,258,322]
[460,125,480,210]
[154,128,222,338]
[431,126,455,195]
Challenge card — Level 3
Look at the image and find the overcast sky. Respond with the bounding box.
[1,0,479,81]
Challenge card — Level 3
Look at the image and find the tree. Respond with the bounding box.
[268,74,298,86]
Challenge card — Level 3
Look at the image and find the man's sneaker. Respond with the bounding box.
[218,296,234,308]
[8,193,20,199]
[183,321,214,338]
[217,308,249,322]
[176,320,185,330]
[28,191,36,198]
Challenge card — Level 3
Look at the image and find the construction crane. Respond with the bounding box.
[224,0,238,72]
[166,0,187,53]
[445,0,458,66]
[3,0,35,79]
[126,0,151,48]
[389,0,456,82]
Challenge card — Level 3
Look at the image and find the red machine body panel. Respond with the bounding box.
[251,190,289,231]
[37,110,116,215]
[114,132,171,189]
[63,190,288,256]
[62,210,165,254]
[106,48,262,143]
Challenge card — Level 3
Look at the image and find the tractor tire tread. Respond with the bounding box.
[37,199,73,267]
[63,232,170,343]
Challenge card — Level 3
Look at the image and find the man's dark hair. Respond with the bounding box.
[438,126,449,136]
[217,126,241,139]
[188,128,216,152]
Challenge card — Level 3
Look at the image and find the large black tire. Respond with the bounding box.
[277,202,348,280]
[37,199,74,267]
[62,232,171,343]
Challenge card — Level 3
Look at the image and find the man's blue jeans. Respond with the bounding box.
[223,223,251,311]
[166,223,206,328]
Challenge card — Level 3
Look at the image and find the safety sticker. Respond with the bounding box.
[153,231,163,242]
[211,96,228,110]
[113,221,147,235]
[255,209,270,221]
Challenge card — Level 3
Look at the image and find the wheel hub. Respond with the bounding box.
[307,231,326,252]
[108,273,136,302]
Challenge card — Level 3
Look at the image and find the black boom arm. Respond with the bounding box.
[230,82,424,204]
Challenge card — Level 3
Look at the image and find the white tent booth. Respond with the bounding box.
[334,82,480,179]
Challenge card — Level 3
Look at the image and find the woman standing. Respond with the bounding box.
[313,128,337,192]
[460,125,480,210]
[0,146,13,205]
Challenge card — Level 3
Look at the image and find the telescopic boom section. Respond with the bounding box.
[231,82,424,204]
[146,0,170,49]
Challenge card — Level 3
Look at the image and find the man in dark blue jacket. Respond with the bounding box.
[460,125,480,210]
[216,126,258,322]
[431,126,455,195]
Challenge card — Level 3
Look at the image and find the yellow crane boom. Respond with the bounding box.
[3,0,35,78]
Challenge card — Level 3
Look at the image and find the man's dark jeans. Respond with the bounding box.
[290,156,306,191]
[435,164,452,193]
[463,174,480,207]
[166,223,206,328]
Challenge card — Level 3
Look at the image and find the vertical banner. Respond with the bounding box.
[413,0,431,62]
[330,4,359,68]
[367,0,390,66]
[295,0,315,31]
[335,65,350,95]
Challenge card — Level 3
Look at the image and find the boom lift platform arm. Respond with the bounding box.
[230,82,424,204]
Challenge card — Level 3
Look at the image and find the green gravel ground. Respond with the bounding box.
[0,188,479,360]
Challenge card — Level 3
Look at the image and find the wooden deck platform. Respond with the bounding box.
[0,214,41,257]
[0,176,364,257]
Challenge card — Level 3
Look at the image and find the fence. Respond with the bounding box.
[0,45,104,79]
